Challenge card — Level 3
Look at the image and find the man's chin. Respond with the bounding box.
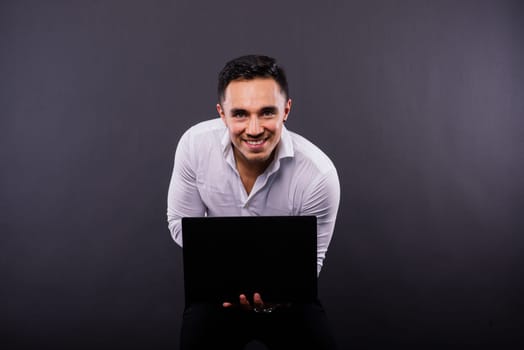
[245,154,271,163]
[242,151,273,164]
[234,146,275,167]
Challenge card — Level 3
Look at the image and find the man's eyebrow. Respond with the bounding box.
[229,106,278,115]
[260,106,278,113]
[230,108,248,115]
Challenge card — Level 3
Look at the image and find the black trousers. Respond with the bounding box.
[180,299,338,350]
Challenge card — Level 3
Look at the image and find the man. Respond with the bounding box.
[167,54,340,349]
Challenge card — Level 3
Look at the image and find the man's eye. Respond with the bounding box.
[262,110,275,117]
[232,112,246,118]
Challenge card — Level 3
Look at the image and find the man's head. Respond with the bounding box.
[216,55,292,174]
[217,55,289,104]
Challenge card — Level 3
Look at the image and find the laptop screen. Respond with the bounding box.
[181,215,318,306]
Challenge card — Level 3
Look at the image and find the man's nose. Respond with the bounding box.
[246,116,263,136]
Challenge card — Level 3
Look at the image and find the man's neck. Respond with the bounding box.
[234,150,274,195]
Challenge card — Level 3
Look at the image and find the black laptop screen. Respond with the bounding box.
[181,215,318,305]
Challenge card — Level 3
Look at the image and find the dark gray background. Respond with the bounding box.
[2,1,523,349]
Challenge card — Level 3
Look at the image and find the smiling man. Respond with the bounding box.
[217,77,291,194]
[167,54,340,350]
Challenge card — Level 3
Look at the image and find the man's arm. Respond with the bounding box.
[167,130,206,246]
[300,167,341,275]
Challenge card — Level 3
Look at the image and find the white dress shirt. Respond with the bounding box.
[167,118,340,275]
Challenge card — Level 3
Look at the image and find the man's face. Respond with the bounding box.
[217,78,292,171]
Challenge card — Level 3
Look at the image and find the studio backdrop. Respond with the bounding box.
[2,1,523,349]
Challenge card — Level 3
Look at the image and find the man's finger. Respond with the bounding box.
[239,294,250,305]
[253,293,263,307]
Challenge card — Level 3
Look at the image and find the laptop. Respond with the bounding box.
[181,215,318,306]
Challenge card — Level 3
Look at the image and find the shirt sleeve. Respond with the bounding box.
[300,167,341,276]
[166,129,206,247]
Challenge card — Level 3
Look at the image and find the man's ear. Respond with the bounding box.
[217,103,226,122]
[283,98,292,122]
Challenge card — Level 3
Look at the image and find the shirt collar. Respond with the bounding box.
[275,125,294,160]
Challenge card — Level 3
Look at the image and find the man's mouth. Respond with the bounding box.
[243,137,268,150]
[246,139,265,145]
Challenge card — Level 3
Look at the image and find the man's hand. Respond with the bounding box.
[222,293,289,313]
[222,292,264,310]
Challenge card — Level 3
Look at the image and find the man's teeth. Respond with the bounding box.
[246,140,264,145]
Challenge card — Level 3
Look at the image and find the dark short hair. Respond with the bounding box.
[217,54,289,103]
